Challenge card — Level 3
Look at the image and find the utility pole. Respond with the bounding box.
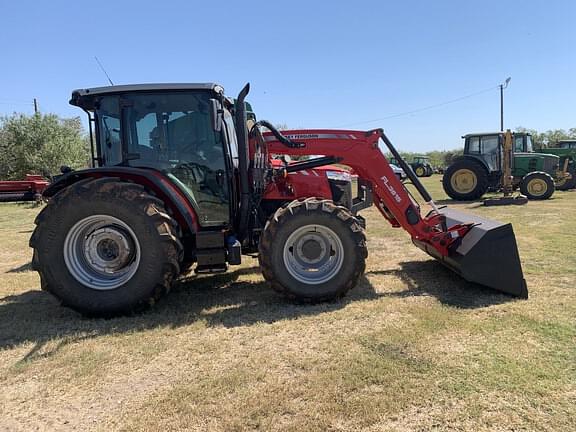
[500,77,511,131]
[33,98,38,114]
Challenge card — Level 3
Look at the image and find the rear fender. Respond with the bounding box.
[452,155,491,172]
[43,167,199,234]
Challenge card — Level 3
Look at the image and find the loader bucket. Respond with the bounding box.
[413,207,528,298]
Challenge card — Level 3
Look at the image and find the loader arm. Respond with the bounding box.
[263,128,528,298]
[264,128,467,257]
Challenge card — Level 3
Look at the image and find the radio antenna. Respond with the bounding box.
[94,56,115,85]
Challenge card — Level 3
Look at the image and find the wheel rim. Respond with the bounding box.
[63,215,141,290]
[283,224,344,285]
[527,178,548,197]
[450,169,478,194]
[416,167,425,176]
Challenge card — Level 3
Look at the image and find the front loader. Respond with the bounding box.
[30,83,527,316]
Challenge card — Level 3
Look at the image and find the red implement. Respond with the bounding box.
[0,175,49,202]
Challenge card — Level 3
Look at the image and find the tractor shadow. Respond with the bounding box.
[0,260,514,363]
[0,265,379,361]
[366,260,516,309]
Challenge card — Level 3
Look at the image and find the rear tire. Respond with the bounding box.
[520,172,555,200]
[30,178,182,316]
[442,159,489,201]
[259,198,367,303]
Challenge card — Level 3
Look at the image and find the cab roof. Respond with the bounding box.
[70,83,224,109]
[462,131,532,138]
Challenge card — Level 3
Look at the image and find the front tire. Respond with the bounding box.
[259,198,367,303]
[30,178,182,316]
[520,172,555,200]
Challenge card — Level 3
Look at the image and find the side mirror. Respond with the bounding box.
[209,99,222,132]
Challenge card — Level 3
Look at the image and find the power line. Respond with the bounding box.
[0,101,34,105]
[336,84,500,128]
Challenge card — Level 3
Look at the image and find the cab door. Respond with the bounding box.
[480,135,500,172]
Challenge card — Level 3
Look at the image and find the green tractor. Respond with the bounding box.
[389,155,433,177]
[410,155,433,177]
[443,131,561,201]
[536,139,576,190]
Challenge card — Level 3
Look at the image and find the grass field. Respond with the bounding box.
[1,177,575,431]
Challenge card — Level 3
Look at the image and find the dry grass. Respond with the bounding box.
[0,178,575,431]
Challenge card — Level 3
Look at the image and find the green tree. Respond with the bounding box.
[515,127,576,149]
[0,113,90,180]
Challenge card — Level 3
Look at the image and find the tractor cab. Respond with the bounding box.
[558,140,576,149]
[413,156,430,164]
[461,132,556,175]
[461,132,531,171]
[71,84,239,227]
[512,133,533,153]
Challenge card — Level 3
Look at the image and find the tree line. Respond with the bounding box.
[515,127,576,149]
[1,113,575,180]
[0,113,90,180]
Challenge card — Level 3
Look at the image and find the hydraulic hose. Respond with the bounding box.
[254,120,305,148]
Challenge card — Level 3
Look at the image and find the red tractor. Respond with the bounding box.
[30,83,527,316]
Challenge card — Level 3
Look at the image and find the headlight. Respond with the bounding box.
[325,170,352,182]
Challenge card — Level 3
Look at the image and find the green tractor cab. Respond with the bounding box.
[443,132,560,201]
[536,140,576,190]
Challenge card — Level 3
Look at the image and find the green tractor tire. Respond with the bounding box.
[442,159,489,201]
[414,165,427,177]
[520,172,555,200]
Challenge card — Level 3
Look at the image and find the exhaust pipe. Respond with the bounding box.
[235,83,251,242]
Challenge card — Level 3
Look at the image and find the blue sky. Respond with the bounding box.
[1,0,574,151]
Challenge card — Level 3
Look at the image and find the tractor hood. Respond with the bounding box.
[536,148,574,157]
[514,153,559,174]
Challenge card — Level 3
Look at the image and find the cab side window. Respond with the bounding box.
[481,136,499,154]
[514,136,524,152]
[468,137,480,153]
[97,97,123,166]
